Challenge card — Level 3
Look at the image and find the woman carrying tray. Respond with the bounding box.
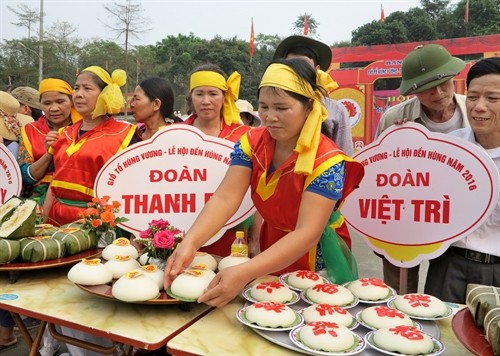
[165,58,364,307]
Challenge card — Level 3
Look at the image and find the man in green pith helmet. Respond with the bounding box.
[375,44,469,294]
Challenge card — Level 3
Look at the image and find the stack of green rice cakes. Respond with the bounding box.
[0,196,97,264]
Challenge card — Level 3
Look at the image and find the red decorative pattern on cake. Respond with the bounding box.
[375,306,406,319]
[359,278,387,288]
[256,282,286,294]
[389,325,425,340]
[309,321,340,337]
[315,304,347,316]
[295,270,321,281]
[403,294,433,308]
[312,283,339,295]
[254,301,287,313]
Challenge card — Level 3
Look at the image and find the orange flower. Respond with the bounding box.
[91,219,102,228]
[101,210,115,223]
[91,197,100,203]
[112,201,121,209]
[83,208,99,217]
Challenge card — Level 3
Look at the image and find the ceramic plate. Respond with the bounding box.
[300,290,359,309]
[298,306,359,330]
[342,282,397,304]
[364,330,445,356]
[289,325,366,355]
[354,310,422,331]
[241,286,300,305]
[236,304,304,332]
[0,248,102,271]
[387,300,454,320]
[279,272,331,291]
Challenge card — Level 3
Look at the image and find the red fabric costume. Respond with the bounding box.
[182,115,251,256]
[241,127,364,275]
[48,118,136,225]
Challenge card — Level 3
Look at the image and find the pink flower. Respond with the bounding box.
[153,230,176,249]
[139,230,152,238]
[151,219,170,230]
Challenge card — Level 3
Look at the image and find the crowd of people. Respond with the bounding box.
[0,35,498,356]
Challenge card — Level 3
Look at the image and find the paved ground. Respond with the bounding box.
[2,229,429,356]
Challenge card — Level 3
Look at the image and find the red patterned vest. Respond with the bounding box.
[48,118,136,225]
[241,127,364,275]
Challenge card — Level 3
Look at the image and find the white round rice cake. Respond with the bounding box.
[189,252,218,271]
[104,256,141,279]
[250,281,294,303]
[305,283,354,306]
[112,271,160,302]
[372,326,434,354]
[245,301,297,328]
[299,321,356,352]
[286,270,324,290]
[170,269,214,300]
[302,304,354,326]
[361,306,413,329]
[102,238,138,260]
[67,258,113,285]
[393,293,448,318]
[347,278,391,300]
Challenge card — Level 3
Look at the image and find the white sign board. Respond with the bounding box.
[0,145,22,204]
[95,125,255,245]
[342,123,499,267]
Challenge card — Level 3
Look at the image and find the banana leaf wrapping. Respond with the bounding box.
[35,224,58,236]
[20,236,66,262]
[52,222,97,255]
[0,238,20,263]
[466,284,500,355]
[0,199,36,239]
[0,196,22,224]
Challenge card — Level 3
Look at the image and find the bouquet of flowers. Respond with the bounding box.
[80,196,128,247]
[135,219,184,263]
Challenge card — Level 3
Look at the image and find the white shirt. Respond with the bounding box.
[450,128,500,257]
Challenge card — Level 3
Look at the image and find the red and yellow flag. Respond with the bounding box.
[380,4,385,22]
[303,15,309,36]
[249,17,255,58]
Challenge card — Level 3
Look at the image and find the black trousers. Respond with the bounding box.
[424,248,500,304]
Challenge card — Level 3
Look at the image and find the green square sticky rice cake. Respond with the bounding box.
[0,198,36,239]
[0,196,22,223]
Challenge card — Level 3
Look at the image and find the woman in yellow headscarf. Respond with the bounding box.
[165,58,365,307]
[17,78,81,204]
[44,66,136,226]
[182,63,252,257]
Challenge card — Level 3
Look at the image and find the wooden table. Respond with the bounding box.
[0,266,212,356]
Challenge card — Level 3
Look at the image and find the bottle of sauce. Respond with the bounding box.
[230,231,248,257]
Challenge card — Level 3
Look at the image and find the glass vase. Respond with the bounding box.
[97,230,116,248]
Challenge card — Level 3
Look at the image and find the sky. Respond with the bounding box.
[0,0,462,46]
